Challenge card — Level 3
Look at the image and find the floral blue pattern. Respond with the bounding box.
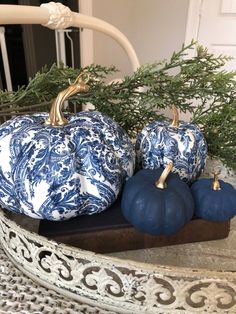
[136,120,207,183]
[0,111,135,220]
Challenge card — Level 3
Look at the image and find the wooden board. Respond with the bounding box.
[38,198,230,253]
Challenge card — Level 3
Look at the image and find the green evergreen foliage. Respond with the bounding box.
[0,41,235,170]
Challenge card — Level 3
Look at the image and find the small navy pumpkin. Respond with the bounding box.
[121,163,194,235]
[191,173,236,222]
[0,74,135,220]
[136,106,207,183]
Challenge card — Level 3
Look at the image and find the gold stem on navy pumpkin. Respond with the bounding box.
[155,162,173,189]
[212,172,221,191]
[45,73,90,126]
[171,105,179,128]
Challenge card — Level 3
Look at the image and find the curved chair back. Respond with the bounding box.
[0,2,140,72]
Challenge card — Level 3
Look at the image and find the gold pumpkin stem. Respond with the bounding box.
[155,162,173,189]
[212,172,221,191]
[45,72,90,126]
[171,105,179,128]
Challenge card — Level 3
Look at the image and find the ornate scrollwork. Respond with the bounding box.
[1,210,236,313]
[40,2,72,30]
[134,276,176,308]
[184,281,236,312]
[83,267,124,298]
[39,250,73,281]
[1,157,236,313]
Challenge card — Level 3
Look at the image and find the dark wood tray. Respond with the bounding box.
[38,198,230,253]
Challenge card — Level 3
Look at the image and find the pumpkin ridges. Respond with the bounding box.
[136,192,165,234]
[121,173,157,223]
[121,167,195,236]
[163,193,189,234]
[136,114,207,183]
[162,170,195,230]
[198,192,233,221]
[164,175,195,228]
[169,187,194,222]
[191,177,236,222]
[0,111,135,220]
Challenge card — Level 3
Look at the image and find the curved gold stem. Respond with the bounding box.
[212,172,221,191]
[171,105,179,128]
[45,72,90,126]
[155,162,173,189]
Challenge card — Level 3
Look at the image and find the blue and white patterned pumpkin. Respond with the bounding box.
[136,106,207,183]
[0,76,135,221]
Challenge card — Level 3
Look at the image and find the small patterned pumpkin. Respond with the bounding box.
[191,173,236,222]
[0,74,135,220]
[121,163,194,235]
[136,106,207,183]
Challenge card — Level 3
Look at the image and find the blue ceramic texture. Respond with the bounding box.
[191,178,236,222]
[136,120,207,183]
[0,111,135,220]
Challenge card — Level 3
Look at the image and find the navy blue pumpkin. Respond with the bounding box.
[121,163,194,235]
[191,174,236,222]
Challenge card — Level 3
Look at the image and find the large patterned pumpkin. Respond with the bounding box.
[136,106,207,183]
[0,74,135,220]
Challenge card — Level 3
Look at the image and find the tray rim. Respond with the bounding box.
[1,208,235,277]
[1,156,236,313]
[1,208,236,314]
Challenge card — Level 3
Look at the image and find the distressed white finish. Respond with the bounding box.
[0,244,116,314]
[0,159,236,313]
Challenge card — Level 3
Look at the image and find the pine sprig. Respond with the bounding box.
[0,41,235,170]
[199,103,236,170]
[0,64,117,115]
